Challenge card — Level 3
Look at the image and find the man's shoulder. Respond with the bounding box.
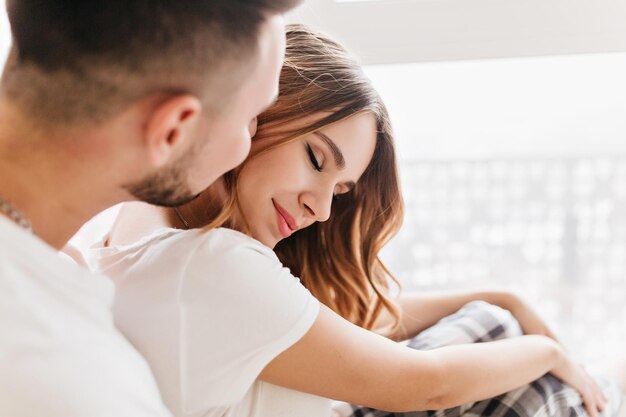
[0,231,114,306]
[0,244,172,416]
[0,217,51,259]
[0,228,171,417]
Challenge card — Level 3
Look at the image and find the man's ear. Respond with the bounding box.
[143,94,202,168]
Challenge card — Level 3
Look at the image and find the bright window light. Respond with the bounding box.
[364,52,626,161]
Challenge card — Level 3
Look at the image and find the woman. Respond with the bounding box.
[85,25,624,417]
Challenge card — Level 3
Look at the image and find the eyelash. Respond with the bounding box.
[306,143,322,172]
[305,143,340,202]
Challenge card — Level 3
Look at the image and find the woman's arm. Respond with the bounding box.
[377,290,556,342]
[260,305,604,415]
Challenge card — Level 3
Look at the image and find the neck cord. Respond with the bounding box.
[173,207,190,230]
[0,195,34,234]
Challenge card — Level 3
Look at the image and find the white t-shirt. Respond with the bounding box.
[86,227,330,417]
[0,216,172,417]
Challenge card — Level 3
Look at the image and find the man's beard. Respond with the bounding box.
[123,151,200,207]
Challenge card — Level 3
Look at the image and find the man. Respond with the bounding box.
[0,0,300,415]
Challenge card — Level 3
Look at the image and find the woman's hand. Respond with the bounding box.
[504,293,559,342]
[504,294,609,416]
[550,347,609,417]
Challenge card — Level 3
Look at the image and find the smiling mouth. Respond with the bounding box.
[272,199,297,238]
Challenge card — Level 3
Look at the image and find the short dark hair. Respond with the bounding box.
[1,0,300,124]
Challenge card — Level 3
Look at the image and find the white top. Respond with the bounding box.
[0,216,172,417]
[86,227,330,417]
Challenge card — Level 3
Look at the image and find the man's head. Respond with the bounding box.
[1,0,298,206]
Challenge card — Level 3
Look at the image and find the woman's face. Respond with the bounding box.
[236,111,377,248]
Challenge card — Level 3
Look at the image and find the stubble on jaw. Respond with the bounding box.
[123,144,200,207]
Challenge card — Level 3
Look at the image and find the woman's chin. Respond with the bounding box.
[250,230,279,248]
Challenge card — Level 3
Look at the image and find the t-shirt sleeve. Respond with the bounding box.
[178,231,320,409]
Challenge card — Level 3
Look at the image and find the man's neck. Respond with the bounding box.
[0,102,124,249]
[0,154,120,249]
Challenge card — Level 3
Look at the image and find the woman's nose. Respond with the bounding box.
[302,188,333,223]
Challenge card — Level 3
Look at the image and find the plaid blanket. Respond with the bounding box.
[333,301,623,417]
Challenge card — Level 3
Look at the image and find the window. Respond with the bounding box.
[366,54,626,362]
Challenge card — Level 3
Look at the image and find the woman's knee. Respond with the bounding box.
[407,300,523,350]
[454,300,523,340]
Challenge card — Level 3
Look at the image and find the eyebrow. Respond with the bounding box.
[313,131,345,170]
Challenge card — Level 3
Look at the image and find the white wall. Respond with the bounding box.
[288,0,626,65]
[365,52,626,160]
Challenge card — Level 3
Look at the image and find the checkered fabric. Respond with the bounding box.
[333,301,623,417]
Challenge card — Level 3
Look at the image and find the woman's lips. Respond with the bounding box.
[272,200,297,238]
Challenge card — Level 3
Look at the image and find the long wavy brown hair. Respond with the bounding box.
[207,24,404,332]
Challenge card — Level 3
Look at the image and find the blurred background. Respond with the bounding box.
[2,0,625,364]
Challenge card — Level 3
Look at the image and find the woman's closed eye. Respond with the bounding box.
[306,143,323,172]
